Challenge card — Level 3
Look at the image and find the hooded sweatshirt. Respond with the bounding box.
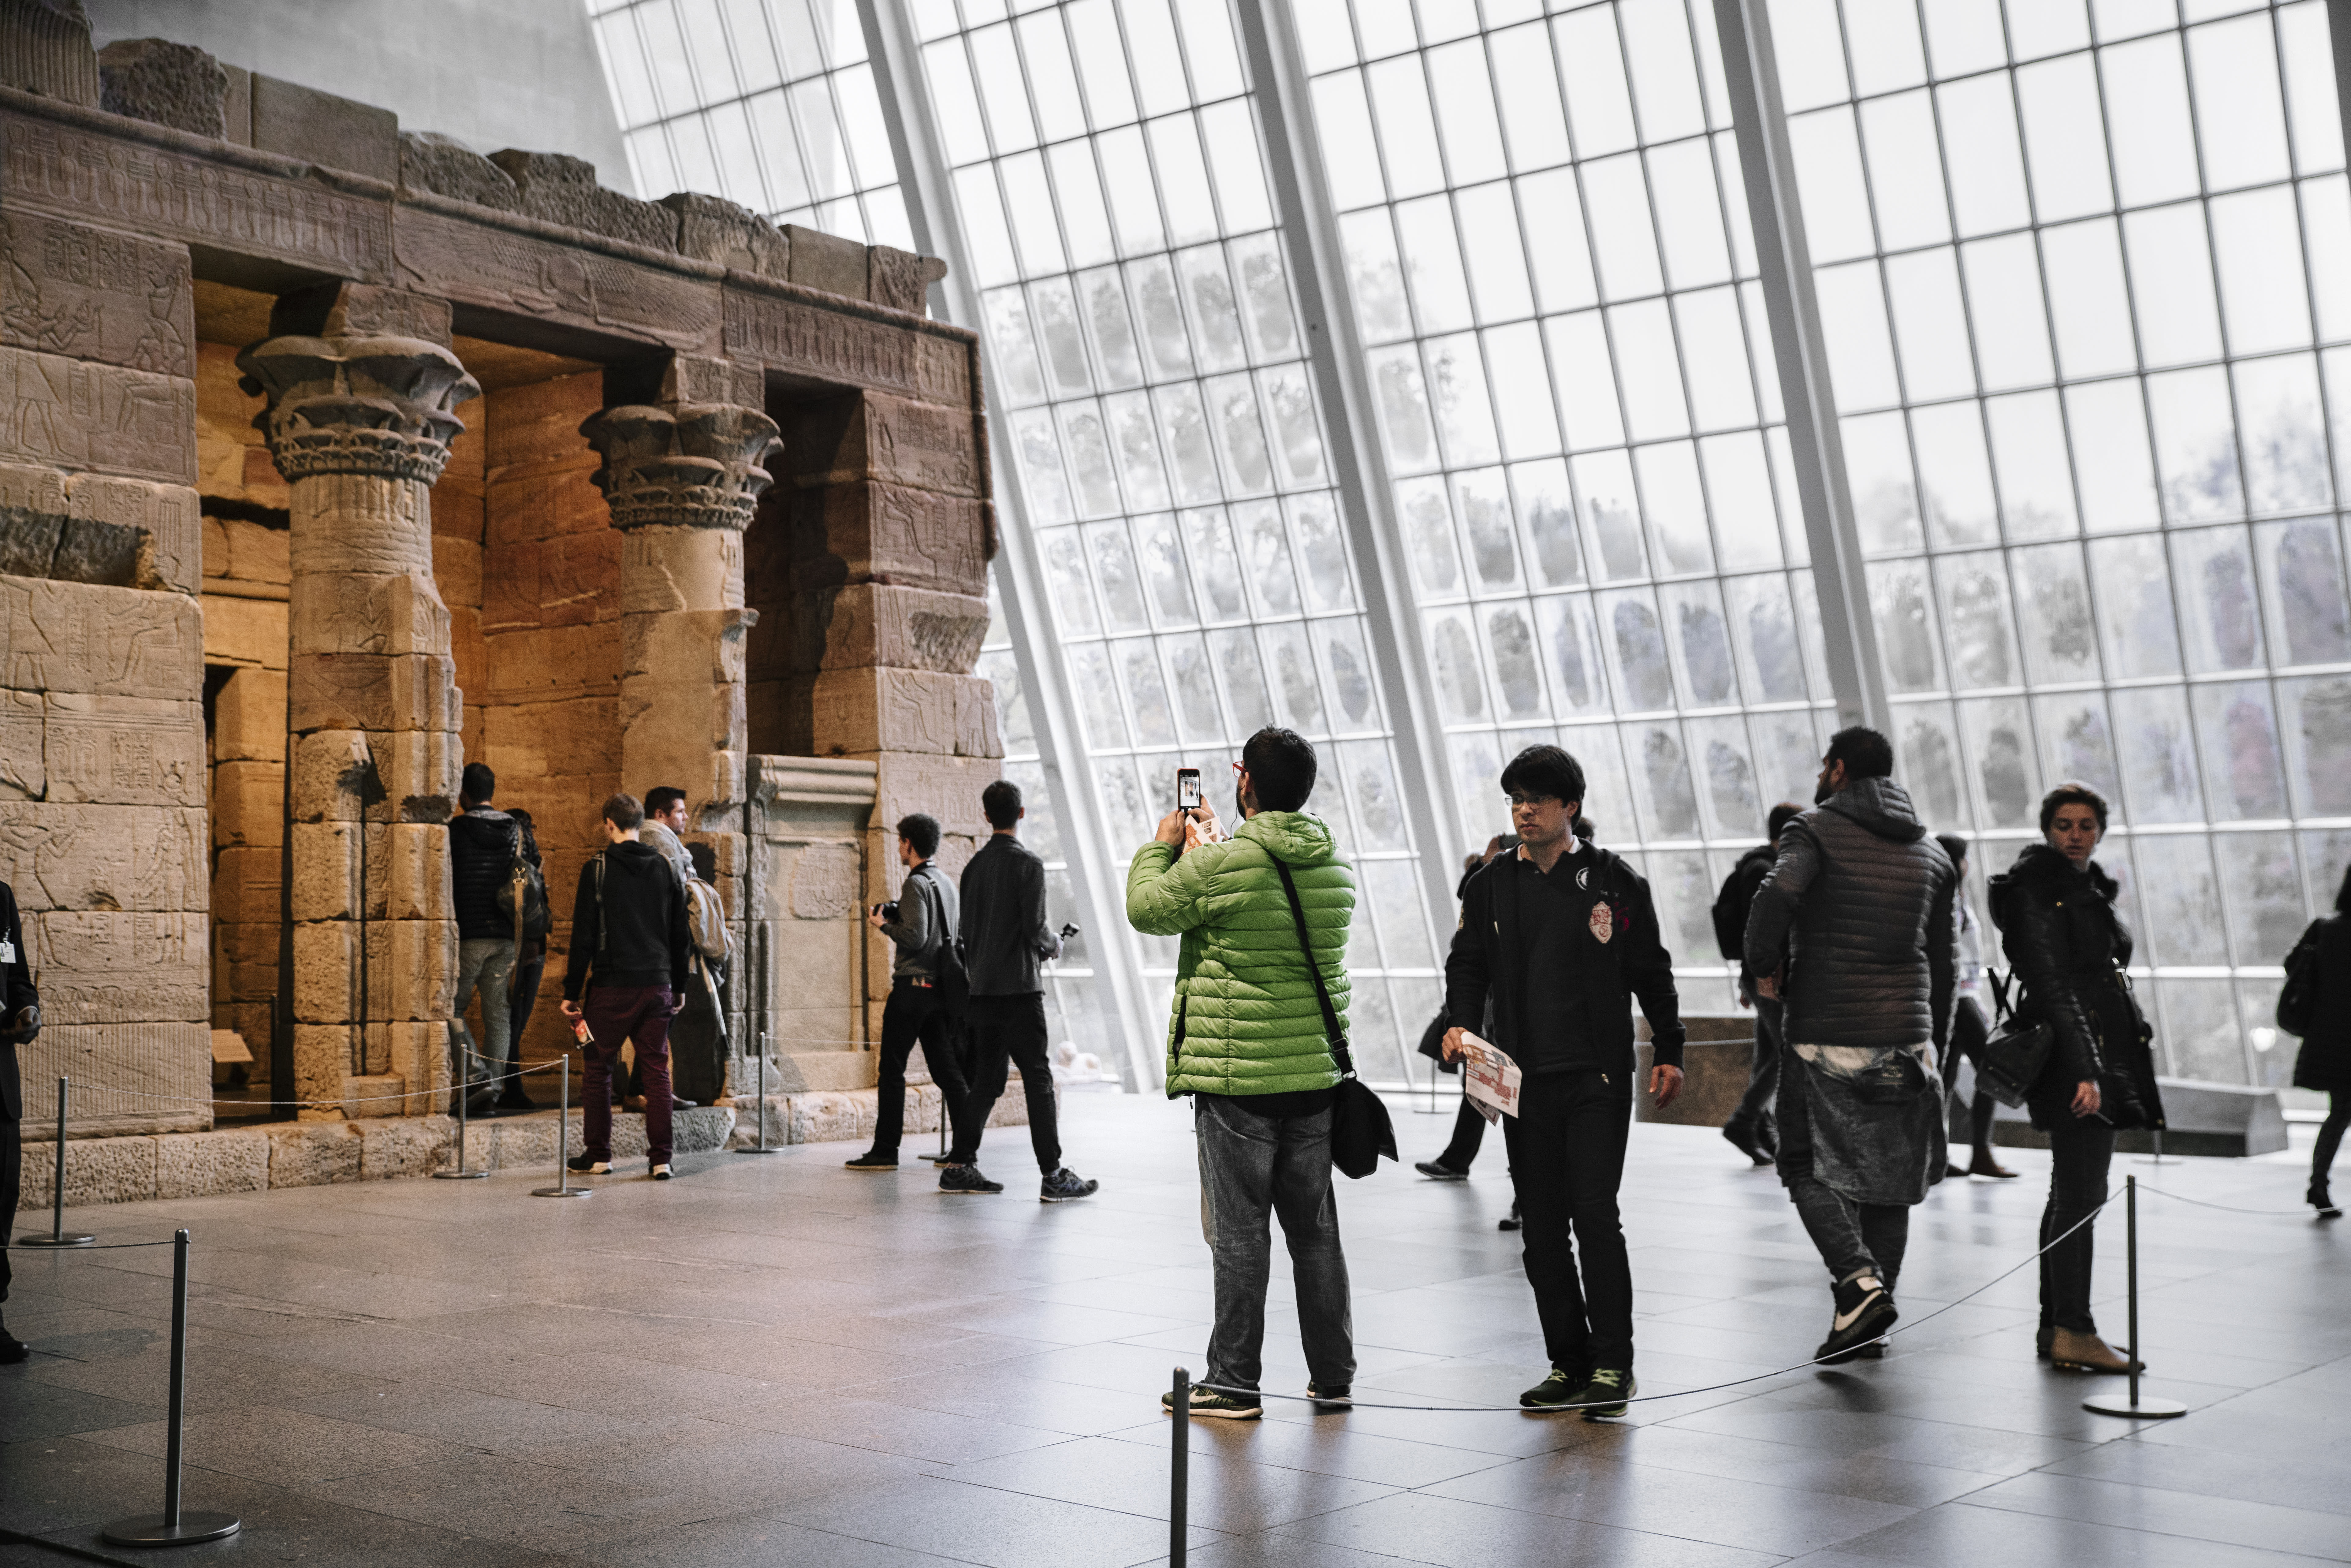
[1127,811,1354,1098]
[1743,777,1958,1052]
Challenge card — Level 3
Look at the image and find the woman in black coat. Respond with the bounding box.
[1988,783,2165,1375]
[2285,865,2351,1217]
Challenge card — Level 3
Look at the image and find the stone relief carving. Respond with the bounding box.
[235,334,478,482]
[580,400,782,532]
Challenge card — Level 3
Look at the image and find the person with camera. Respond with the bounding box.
[1714,802,1803,1167]
[1744,728,1955,1367]
[1989,783,2166,1373]
[845,814,978,1179]
[1132,728,1356,1420]
[1935,833,2012,1181]
[954,779,1095,1201]
[448,763,529,1116]
[559,793,693,1180]
[1,873,38,1361]
[1441,746,1685,1418]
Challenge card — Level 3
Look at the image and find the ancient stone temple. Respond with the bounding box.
[0,4,1002,1201]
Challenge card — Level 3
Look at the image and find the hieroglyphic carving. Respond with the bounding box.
[0,109,391,281]
[42,693,205,805]
[0,801,208,912]
[0,575,202,698]
[791,482,989,596]
[391,205,720,350]
[0,346,195,484]
[783,391,979,496]
[23,911,209,1024]
[0,210,193,376]
[723,286,973,407]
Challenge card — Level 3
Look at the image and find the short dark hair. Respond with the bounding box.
[1498,744,1585,806]
[602,791,643,830]
[2039,782,2109,836]
[644,786,686,818]
[460,762,495,805]
[1242,727,1317,813]
[1767,802,1802,841]
[897,812,941,859]
[1934,831,1969,869]
[1824,726,1894,781]
[981,778,1023,830]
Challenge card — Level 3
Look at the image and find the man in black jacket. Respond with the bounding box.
[1716,802,1803,1166]
[1745,727,1956,1364]
[560,793,692,1180]
[954,780,1094,1202]
[448,763,526,1115]
[1,876,37,1361]
[1443,745,1685,1417]
[846,814,974,1177]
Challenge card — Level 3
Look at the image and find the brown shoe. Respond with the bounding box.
[1967,1151,2018,1178]
[2049,1328,2140,1374]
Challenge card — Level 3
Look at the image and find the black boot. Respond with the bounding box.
[0,1319,28,1364]
[2311,1178,2342,1219]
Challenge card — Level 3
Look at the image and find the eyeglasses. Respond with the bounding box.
[1505,793,1560,808]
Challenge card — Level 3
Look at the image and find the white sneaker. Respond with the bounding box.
[650,1164,672,1181]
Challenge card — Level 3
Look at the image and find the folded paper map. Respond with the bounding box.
[1458,1031,1522,1123]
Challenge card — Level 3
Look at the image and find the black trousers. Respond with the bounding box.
[1,1113,17,1305]
[954,992,1062,1173]
[874,978,973,1156]
[1725,995,1782,1142]
[1502,1069,1635,1373]
[1941,994,1996,1154]
[1435,1085,1488,1170]
[507,951,546,1100]
[2038,1109,2114,1335]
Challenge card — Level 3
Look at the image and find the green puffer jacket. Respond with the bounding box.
[1127,811,1355,1098]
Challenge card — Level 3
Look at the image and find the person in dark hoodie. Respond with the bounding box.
[448,763,528,1115]
[560,792,693,1180]
[1716,802,1803,1167]
[1990,783,2165,1372]
[1443,746,1685,1418]
[1745,727,1955,1366]
[2284,863,2351,1218]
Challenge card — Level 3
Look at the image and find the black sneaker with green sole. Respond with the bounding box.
[1573,1368,1635,1419]
[1162,1383,1261,1419]
[1518,1365,1589,1410]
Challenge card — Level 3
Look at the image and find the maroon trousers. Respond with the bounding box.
[581,986,674,1164]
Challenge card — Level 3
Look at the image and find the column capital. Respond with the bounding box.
[235,334,479,483]
[579,400,783,532]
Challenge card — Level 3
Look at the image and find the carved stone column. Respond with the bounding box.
[237,284,478,1118]
[582,355,781,1046]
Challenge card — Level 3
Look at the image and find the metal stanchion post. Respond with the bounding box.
[532,1056,592,1199]
[433,1051,487,1180]
[739,1031,778,1154]
[102,1230,239,1547]
[18,1077,95,1247]
[1168,1365,1189,1566]
[2085,1175,2187,1418]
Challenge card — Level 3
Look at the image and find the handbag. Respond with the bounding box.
[1974,968,2055,1109]
[2276,919,2324,1037]
[1266,853,1396,1179]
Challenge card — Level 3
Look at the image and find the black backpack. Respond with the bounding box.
[494,821,550,943]
[2277,918,2330,1037]
[1710,850,1765,961]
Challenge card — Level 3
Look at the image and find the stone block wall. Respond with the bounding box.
[0,210,211,1135]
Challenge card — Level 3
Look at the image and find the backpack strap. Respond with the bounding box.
[1265,852,1354,1082]
[593,852,608,960]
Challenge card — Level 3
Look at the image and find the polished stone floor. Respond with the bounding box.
[2,1088,2342,1568]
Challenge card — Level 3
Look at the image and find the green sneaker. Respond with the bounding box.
[1161,1383,1261,1420]
[1518,1365,1586,1410]
[1574,1368,1635,1419]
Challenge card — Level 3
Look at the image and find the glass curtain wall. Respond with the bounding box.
[1296,0,1840,1008]
[911,0,1446,1072]
[589,0,912,244]
[1773,0,2351,1086]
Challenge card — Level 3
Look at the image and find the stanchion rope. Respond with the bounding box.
[1198,1195,2114,1413]
[4,1238,178,1250]
[2132,1184,2324,1217]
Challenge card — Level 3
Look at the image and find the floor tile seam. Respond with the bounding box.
[1941,1494,2351,1564]
[1401,1468,1928,1555]
[914,1452,1413,1527]
[1263,1491,1809,1560]
[1097,1422,1528,1485]
[813,1468,1242,1542]
[1965,1469,2351,1542]
[1546,1438,2016,1507]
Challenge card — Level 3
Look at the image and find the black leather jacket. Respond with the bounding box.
[1988,844,2165,1131]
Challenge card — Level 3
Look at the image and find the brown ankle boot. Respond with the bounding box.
[2049,1328,2140,1374]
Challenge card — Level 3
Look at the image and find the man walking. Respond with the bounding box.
[954,779,1095,1201]
[1131,728,1355,1419]
[1442,745,1686,1418]
[1745,727,1956,1364]
[448,764,525,1116]
[845,814,977,1177]
[1714,802,1803,1166]
[559,793,693,1180]
[1,874,38,1362]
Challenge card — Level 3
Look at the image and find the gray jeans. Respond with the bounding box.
[453,938,516,1087]
[1194,1094,1354,1394]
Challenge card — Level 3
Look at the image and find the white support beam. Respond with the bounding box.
[856,0,1161,1090]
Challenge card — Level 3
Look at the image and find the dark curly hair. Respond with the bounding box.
[2038,782,2109,836]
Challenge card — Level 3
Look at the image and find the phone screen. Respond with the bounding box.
[1177,768,1202,811]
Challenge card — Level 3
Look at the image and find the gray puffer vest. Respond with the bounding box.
[1743,777,1958,1051]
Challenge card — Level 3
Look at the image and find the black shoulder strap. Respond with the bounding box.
[593,852,608,959]
[1265,852,1355,1081]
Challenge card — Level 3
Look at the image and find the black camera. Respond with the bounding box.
[1059,922,1080,940]
[876,900,901,923]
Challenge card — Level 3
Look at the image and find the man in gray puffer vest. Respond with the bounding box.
[1746,727,1956,1365]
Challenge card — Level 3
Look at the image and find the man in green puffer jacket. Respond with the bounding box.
[1131,728,1356,1421]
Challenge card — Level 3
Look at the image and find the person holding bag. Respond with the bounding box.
[2277,864,2349,1219]
[1130,727,1361,1421]
[1988,782,2166,1373]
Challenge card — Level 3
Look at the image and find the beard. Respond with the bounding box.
[1814,776,1836,805]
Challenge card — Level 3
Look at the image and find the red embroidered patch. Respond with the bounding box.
[1589,900,1614,944]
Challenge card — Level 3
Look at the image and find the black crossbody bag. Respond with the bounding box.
[1975,968,2055,1109]
[1266,853,1395,1179]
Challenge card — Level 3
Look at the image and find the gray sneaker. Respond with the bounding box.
[1163,1383,1260,1420]
[939,1164,1004,1194]
[1040,1168,1098,1202]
